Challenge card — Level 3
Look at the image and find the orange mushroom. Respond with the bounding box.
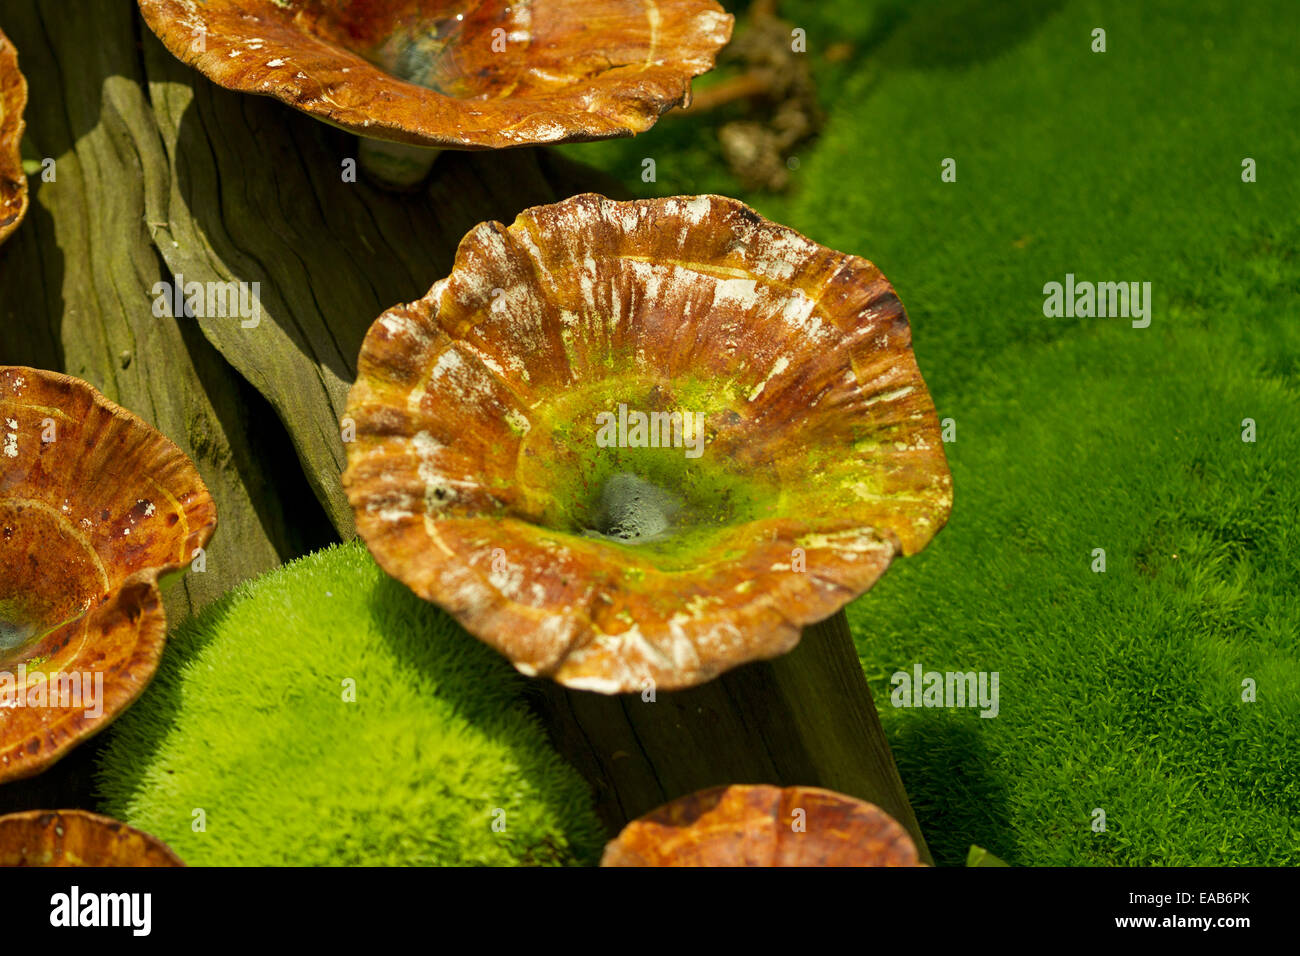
[137,0,733,183]
[0,26,27,245]
[0,367,216,783]
[601,784,923,866]
[344,193,952,693]
[0,810,183,866]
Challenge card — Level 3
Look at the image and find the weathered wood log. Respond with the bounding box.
[0,2,930,863]
[0,0,291,620]
[0,0,308,815]
[140,27,618,537]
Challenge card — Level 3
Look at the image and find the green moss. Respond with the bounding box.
[95,542,606,866]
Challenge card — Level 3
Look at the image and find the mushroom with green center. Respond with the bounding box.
[600,784,923,866]
[0,26,27,244]
[343,193,952,693]
[137,0,734,185]
[0,366,216,782]
[0,810,183,866]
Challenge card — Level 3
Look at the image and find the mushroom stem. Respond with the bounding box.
[678,71,775,115]
[530,609,933,863]
[673,0,783,116]
[357,138,442,189]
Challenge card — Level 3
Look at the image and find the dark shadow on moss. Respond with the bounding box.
[91,588,241,819]
[889,714,1013,866]
[865,0,1069,71]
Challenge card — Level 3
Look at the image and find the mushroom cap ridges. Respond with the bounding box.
[601,784,923,866]
[0,367,216,782]
[0,27,28,245]
[344,194,952,693]
[137,0,733,149]
[0,810,184,866]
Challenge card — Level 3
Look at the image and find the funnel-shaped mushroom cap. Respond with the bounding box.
[344,193,952,693]
[137,0,733,149]
[601,784,922,866]
[0,27,27,245]
[0,367,216,782]
[0,810,183,866]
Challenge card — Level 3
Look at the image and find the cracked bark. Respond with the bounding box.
[0,0,306,815]
[0,0,290,617]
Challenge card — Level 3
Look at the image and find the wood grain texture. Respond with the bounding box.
[0,0,289,621]
[531,609,932,862]
[1,2,596,554]
[142,27,632,534]
[0,0,303,813]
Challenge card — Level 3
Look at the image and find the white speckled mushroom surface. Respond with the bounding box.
[136,0,733,149]
[344,193,953,693]
[601,784,923,866]
[0,367,216,781]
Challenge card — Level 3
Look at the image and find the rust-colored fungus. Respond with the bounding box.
[601,784,923,866]
[0,26,27,245]
[137,0,734,150]
[0,810,183,866]
[0,367,216,782]
[344,193,952,693]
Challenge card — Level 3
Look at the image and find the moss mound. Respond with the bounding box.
[96,541,605,866]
